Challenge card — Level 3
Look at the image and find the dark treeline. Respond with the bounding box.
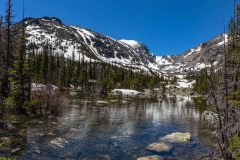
[0,0,164,114]
[29,42,164,92]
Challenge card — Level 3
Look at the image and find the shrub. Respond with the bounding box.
[33,90,68,115]
[23,99,40,113]
[3,97,16,112]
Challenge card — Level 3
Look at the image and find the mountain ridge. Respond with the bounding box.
[15,17,160,73]
[156,34,227,75]
[14,17,227,76]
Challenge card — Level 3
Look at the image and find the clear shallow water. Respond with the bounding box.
[17,96,214,160]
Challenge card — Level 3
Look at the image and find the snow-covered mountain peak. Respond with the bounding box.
[119,39,141,48]
[13,17,160,73]
[13,17,230,80]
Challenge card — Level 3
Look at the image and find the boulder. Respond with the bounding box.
[160,132,191,143]
[147,142,173,153]
[137,155,164,160]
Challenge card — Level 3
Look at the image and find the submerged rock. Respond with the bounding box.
[50,137,68,148]
[81,100,92,104]
[0,120,14,130]
[137,155,164,160]
[69,91,77,96]
[122,100,128,104]
[47,132,56,136]
[48,116,55,119]
[11,148,22,154]
[110,99,119,103]
[18,128,27,136]
[50,122,58,125]
[0,137,11,145]
[147,142,173,153]
[96,100,109,105]
[38,121,44,124]
[160,132,191,143]
[202,111,219,125]
[98,155,112,160]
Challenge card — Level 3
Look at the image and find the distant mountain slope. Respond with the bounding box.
[13,17,159,73]
[156,34,228,75]
[13,17,228,76]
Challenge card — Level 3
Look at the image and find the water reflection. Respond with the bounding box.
[18,96,214,160]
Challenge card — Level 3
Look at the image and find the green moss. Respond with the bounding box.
[230,135,240,160]
[0,158,16,160]
[0,142,6,148]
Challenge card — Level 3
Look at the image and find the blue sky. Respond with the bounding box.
[0,0,234,55]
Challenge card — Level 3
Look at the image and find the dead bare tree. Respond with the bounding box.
[205,9,240,159]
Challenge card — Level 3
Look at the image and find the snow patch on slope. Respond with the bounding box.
[119,40,141,48]
[156,56,173,65]
[184,46,202,59]
[177,79,195,89]
[26,25,94,63]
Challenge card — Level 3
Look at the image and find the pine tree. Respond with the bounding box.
[5,0,13,68]
[10,6,31,111]
[74,54,81,86]
[0,16,3,112]
[42,43,49,84]
[59,54,66,91]
[2,0,13,99]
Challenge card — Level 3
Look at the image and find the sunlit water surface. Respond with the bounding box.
[15,96,214,159]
